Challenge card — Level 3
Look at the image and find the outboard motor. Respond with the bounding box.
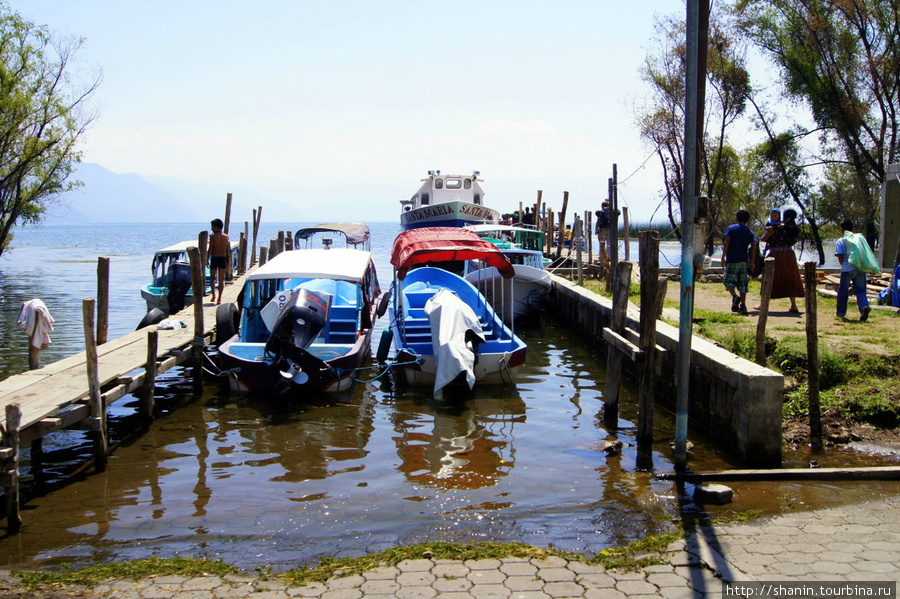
[264,288,330,385]
[166,261,192,313]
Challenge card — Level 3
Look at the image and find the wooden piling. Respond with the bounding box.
[637,231,662,446]
[83,298,107,471]
[198,230,209,297]
[259,246,268,266]
[604,260,633,429]
[27,313,42,371]
[141,330,158,424]
[534,190,542,230]
[575,215,584,286]
[269,239,278,260]
[238,232,247,275]
[804,262,822,450]
[188,246,205,392]
[755,257,775,366]
[224,194,234,282]
[96,257,110,345]
[3,404,21,533]
[546,208,554,257]
[555,191,568,260]
[623,207,630,261]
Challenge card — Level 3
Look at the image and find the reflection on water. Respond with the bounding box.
[0,222,889,572]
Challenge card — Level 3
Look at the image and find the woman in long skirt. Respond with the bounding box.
[759,208,804,313]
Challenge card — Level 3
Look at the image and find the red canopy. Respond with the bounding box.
[391,227,516,280]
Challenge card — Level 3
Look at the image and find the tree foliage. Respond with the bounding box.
[0,3,99,257]
[733,0,900,244]
[636,8,751,252]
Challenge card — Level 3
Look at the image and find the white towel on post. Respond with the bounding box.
[17,299,55,349]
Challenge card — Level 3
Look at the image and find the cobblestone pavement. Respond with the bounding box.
[7,495,899,598]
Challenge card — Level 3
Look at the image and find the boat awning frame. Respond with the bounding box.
[391,227,515,280]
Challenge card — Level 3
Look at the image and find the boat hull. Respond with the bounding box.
[217,327,374,394]
[401,200,500,230]
[392,346,525,388]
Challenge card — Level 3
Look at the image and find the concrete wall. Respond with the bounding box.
[880,163,899,269]
[546,274,783,467]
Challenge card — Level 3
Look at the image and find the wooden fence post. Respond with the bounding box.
[83,298,107,471]
[3,404,21,534]
[141,330,158,424]
[755,257,775,366]
[637,231,662,446]
[604,261,633,429]
[198,230,209,297]
[97,257,109,345]
[804,262,822,450]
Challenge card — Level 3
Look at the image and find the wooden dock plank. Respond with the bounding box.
[0,275,246,433]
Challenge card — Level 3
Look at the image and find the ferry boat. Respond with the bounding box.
[384,227,526,397]
[399,170,500,230]
[215,224,382,394]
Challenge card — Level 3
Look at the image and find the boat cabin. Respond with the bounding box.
[400,171,486,213]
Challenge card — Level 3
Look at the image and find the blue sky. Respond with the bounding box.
[13,1,678,223]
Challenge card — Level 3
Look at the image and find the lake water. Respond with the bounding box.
[0,221,883,572]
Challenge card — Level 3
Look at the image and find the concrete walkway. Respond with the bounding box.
[8,495,900,598]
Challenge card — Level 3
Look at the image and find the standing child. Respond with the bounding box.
[208,218,230,305]
[722,209,758,315]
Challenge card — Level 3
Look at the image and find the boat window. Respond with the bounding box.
[464,179,472,189]
[434,178,443,189]
[474,194,481,205]
[445,178,462,189]
[421,193,429,205]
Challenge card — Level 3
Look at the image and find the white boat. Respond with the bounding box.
[463,225,551,322]
[215,224,382,395]
[385,227,526,397]
[399,170,500,230]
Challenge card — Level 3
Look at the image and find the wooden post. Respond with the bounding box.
[546,208,555,257]
[518,201,523,224]
[27,312,42,371]
[755,257,775,366]
[285,235,293,252]
[277,230,285,255]
[243,221,249,271]
[4,404,21,533]
[555,191,569,260]
[96,257,109,345]
[188,246,205,392]
[141,330,158,424]
[804,262,822,450]
[83,298,107,471]
[586,210,593,268]
[259,246,268,266]
[575,215,584,286]
[534,190,542,230]
[604,260,633,429]
[238,232,247,275]
[251,208,260,266]
[623,207,630,261]
[198,230,209,297]
[224,193,234,282]
[637,231,661,446]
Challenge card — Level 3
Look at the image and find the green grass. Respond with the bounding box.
[12,535,686,590]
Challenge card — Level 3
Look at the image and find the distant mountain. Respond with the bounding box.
[45,162,205,223]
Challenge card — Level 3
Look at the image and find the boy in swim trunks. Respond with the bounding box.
[208,218,230,304]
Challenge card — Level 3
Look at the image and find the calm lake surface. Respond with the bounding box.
[0,221,886,571]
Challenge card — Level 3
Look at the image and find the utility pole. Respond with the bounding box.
[674,0,710,470]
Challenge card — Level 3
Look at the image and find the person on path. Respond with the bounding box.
[758,208,803,313]
[722,209,757,315]
[835,218,875,322]
[595,201,611,277]
[208,218,230,305]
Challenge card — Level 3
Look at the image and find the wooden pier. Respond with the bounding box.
[0,257,248,534]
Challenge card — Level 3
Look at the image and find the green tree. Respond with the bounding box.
[733,0,900,246]
[636,8,751,253]
[0,4,99,257]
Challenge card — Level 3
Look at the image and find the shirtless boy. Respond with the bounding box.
[208,219,230,304]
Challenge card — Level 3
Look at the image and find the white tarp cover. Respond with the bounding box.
[424,288,485,394]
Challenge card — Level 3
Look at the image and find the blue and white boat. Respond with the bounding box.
[386,227,526,397]
[399,170,500,230]
[215,225,382,394]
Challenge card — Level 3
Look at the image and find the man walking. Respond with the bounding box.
[835,219,876,322]
[722,209,757,315]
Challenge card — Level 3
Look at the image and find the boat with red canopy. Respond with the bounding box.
[384,227,527,397]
